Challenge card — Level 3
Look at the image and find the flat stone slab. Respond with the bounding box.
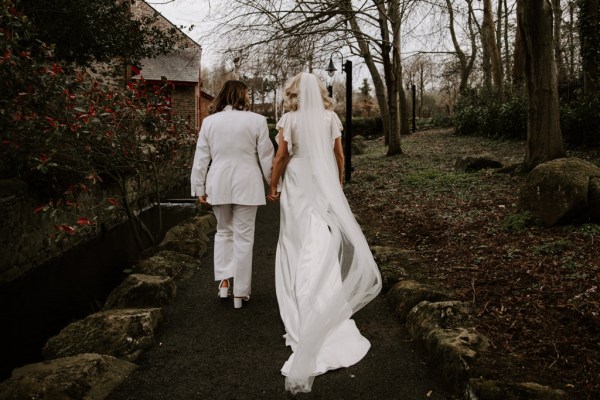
[455,153,503,172]
[43,308,162,362]
[104,273,176,310]
[0,353,136,400]
[135,250,200,280]
[158,213,216,257]
[387,280,449,321]
[467,378,567,400]
[406,300,489,392]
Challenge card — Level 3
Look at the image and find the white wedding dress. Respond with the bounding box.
[274,73,382,394]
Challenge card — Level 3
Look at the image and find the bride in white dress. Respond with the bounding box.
[267,72,381,394]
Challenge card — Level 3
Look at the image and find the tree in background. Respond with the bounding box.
[517,0,565,170]
[18,0,179,65]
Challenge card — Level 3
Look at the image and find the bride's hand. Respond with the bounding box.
[267,187,280,202]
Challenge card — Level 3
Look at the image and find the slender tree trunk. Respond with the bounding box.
[503,0,512,90]
[580,0,600,94]
[374,0,402,154]
[552,0,566,83]
[482,0,504,99]
[392,0,409,141]
[568,1,576,80]
[518,0,565,170]
[343,0,390,143]
[512,22,525,90]
[446,0,477,94]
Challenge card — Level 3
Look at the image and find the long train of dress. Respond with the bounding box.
[275,156,370,383]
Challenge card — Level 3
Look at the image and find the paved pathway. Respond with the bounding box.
[107,203,448,400]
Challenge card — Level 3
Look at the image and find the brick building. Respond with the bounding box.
[130,0,212,129]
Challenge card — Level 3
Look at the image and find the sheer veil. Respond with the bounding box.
[283,73,382,393]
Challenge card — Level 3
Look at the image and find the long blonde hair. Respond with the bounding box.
[283,72,335,111]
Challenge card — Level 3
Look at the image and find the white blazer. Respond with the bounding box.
[190,106,274,205]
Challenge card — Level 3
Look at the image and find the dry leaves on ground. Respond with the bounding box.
[345,129,600,400]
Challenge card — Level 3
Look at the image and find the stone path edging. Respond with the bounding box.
[0,211,217,400]
[379,247,568,400]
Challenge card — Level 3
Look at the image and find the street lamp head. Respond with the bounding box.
[325,57,337,77]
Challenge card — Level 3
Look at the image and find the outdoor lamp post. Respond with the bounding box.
[325,52,353,183]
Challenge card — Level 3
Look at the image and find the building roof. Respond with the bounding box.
[133,48,201,83]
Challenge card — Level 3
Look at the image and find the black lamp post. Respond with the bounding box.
[325,53,352,183]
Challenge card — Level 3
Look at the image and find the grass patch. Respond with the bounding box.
[501,211,539,231]
[533,239,572,256]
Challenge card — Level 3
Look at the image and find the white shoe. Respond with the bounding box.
[218,280,230,298]
[233,296,250,309]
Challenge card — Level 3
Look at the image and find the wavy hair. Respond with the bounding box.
[283,73,335,111]
[209,80,250,114]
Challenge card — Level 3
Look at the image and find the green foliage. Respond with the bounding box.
[454,87,600,147]
[351,117,383,138]
[560,93,600,146]
[501,211,539,231]
[453,92,527,140]
[17,0,179,65]
[533,239,572,256]
[429,114,453,128]
[402,168,479,192]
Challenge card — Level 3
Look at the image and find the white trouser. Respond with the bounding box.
[212,204,258,297]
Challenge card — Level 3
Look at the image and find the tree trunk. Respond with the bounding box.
[343,0,390,142]
[552,0,566,83]
[446,0,477,94]
[503,0,512,90]
[580,0,600,94]
[482,0,504,99]
[518,0,565,171]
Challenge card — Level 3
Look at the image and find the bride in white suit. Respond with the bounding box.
[191,80,274,308]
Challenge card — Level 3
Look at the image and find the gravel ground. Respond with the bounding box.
[107,202,448,400]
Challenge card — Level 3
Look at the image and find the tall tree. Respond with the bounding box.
[481,0,504,98]
[18,0,179,65]
[579,0,600,93]
[517,0,565,170]
[444,0,478,94]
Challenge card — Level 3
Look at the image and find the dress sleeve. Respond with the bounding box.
[275,112,294,156]
[329,111,343,142]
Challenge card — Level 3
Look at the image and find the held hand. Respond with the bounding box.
[267,187,280,202]
[198,195,208,205]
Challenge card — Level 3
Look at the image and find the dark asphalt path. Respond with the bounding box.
[107,203,448,400]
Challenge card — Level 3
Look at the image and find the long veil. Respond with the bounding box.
[283,73,382,393]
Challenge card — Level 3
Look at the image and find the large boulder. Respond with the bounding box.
[135,250,201,280]
[519,158,600,226]
[43,308,162,362]
[103,274,176,310]
[158,213,216,257]
[455,154,503,172]
[0,353,136,400]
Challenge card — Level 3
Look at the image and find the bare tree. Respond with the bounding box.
[517,0,565,170]
[481,0,504,98]
[444,0,478,93]
[206,0,416,155]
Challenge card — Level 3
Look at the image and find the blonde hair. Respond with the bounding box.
[283,72,335,111]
